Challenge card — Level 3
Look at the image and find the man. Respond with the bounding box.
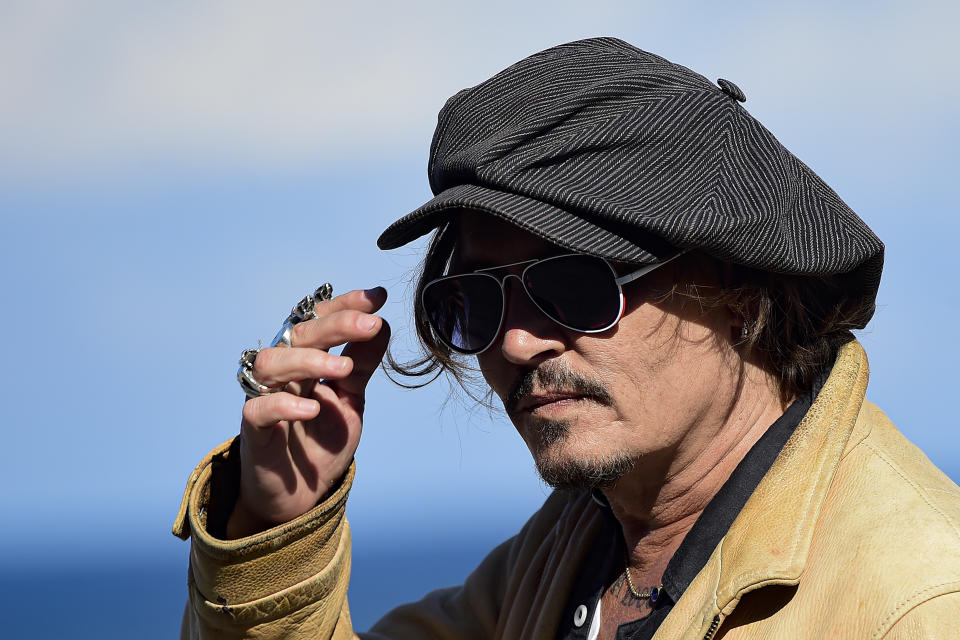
[174,38,960,638]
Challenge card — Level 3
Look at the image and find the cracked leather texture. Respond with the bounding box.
[175,341,960,638]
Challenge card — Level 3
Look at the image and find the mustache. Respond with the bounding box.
[504,362,614,414]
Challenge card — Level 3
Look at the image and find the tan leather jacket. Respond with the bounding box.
[174,341,960,638]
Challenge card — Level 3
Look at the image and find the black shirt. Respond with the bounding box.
[556,385,819,640]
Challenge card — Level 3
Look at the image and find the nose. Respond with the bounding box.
[495,275,567,365]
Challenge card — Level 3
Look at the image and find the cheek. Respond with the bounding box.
[477,353,509,400]
[598,312,733,400]
[602,309,682,374]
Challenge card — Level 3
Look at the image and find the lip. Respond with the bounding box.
[516,391,590,414]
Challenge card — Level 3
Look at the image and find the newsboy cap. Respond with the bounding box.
[377,37,884,324]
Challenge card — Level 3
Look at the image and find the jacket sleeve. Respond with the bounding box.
[172,438,521,640]
[173,437,358,639]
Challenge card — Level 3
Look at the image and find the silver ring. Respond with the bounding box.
[270,283,334,347]
[236,284,335,398]
[237,347,281,399]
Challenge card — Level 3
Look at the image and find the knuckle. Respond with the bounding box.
[341,309,366,330]
[281,393,305,412]
[252,347,280,373]
[296,319,330,347]
[318,310,356,337]
[289,321,309,346]
[242,397,266,424]
[333,310,354,332]
[313,351,341,376]
[312,349,333,368]
[314,291,339,313]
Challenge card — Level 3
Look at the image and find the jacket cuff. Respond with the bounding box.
[172,438,356,631]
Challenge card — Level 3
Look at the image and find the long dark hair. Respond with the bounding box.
[386,223,871,402]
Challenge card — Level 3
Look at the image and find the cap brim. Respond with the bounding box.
[377,183,665,263]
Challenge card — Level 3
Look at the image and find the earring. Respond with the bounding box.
[735,319,753,347]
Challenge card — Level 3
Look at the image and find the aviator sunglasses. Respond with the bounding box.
[422,249,688,355]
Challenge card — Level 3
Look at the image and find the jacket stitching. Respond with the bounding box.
[862,441,960,542]
[872,580,960,638]
[861,443,960,637]
[925,487,960,498]
[837,403,876,464]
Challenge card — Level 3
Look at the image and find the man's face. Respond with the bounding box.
[455,212,747,490]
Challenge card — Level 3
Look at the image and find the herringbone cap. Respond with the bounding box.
[377,37,884,323]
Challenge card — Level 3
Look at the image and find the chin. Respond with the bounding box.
[528,425,636,490]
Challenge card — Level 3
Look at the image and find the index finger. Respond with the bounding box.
[313,286,387,318]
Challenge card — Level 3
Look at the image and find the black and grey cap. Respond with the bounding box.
[377,37,884,323]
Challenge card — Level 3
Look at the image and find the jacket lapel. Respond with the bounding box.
[656,340,870,639]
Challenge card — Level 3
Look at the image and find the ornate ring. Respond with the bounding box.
[271,283,334,347]
[236,284,335,398]
[237,347,281,399]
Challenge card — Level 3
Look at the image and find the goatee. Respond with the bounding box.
[508,362,633,489]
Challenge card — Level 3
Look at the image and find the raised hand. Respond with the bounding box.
[226,286,390,538]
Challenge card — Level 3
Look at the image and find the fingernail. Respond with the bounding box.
[297,398,318,412]
[363,286,385,300]
[359,315,378,330]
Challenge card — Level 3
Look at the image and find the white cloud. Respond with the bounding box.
[0,0,956,178]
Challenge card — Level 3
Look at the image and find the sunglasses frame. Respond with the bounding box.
[422,250,688,355]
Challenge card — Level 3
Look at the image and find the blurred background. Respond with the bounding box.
[1,1,957,637]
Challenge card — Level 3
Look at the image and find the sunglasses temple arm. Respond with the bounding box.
[614,248,691,286]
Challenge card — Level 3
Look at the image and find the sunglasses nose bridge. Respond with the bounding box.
[499,272,523,288]
[498,272,531,307]
[498,271,554,330]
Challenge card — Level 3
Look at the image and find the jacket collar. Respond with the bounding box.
[713,340,870,607]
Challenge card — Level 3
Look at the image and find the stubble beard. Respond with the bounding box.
[509,362,637,490]
[529,415,636,489]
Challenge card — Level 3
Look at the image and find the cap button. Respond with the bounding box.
[716,78,746,102]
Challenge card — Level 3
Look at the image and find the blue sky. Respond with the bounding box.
[1,0,958,574]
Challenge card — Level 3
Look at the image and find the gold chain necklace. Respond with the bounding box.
[623,555,663,603]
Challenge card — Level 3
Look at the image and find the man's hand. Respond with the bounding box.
[226,286,390,538]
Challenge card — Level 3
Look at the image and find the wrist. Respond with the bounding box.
[225,496,275,539]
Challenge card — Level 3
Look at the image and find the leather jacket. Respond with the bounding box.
[174,341,960,638]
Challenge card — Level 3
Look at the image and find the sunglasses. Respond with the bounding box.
[422,250,687,355]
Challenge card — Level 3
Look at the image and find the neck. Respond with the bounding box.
[602,366,790,578]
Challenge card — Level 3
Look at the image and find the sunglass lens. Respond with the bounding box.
[423,275,503,353]
[523,255,622,331]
